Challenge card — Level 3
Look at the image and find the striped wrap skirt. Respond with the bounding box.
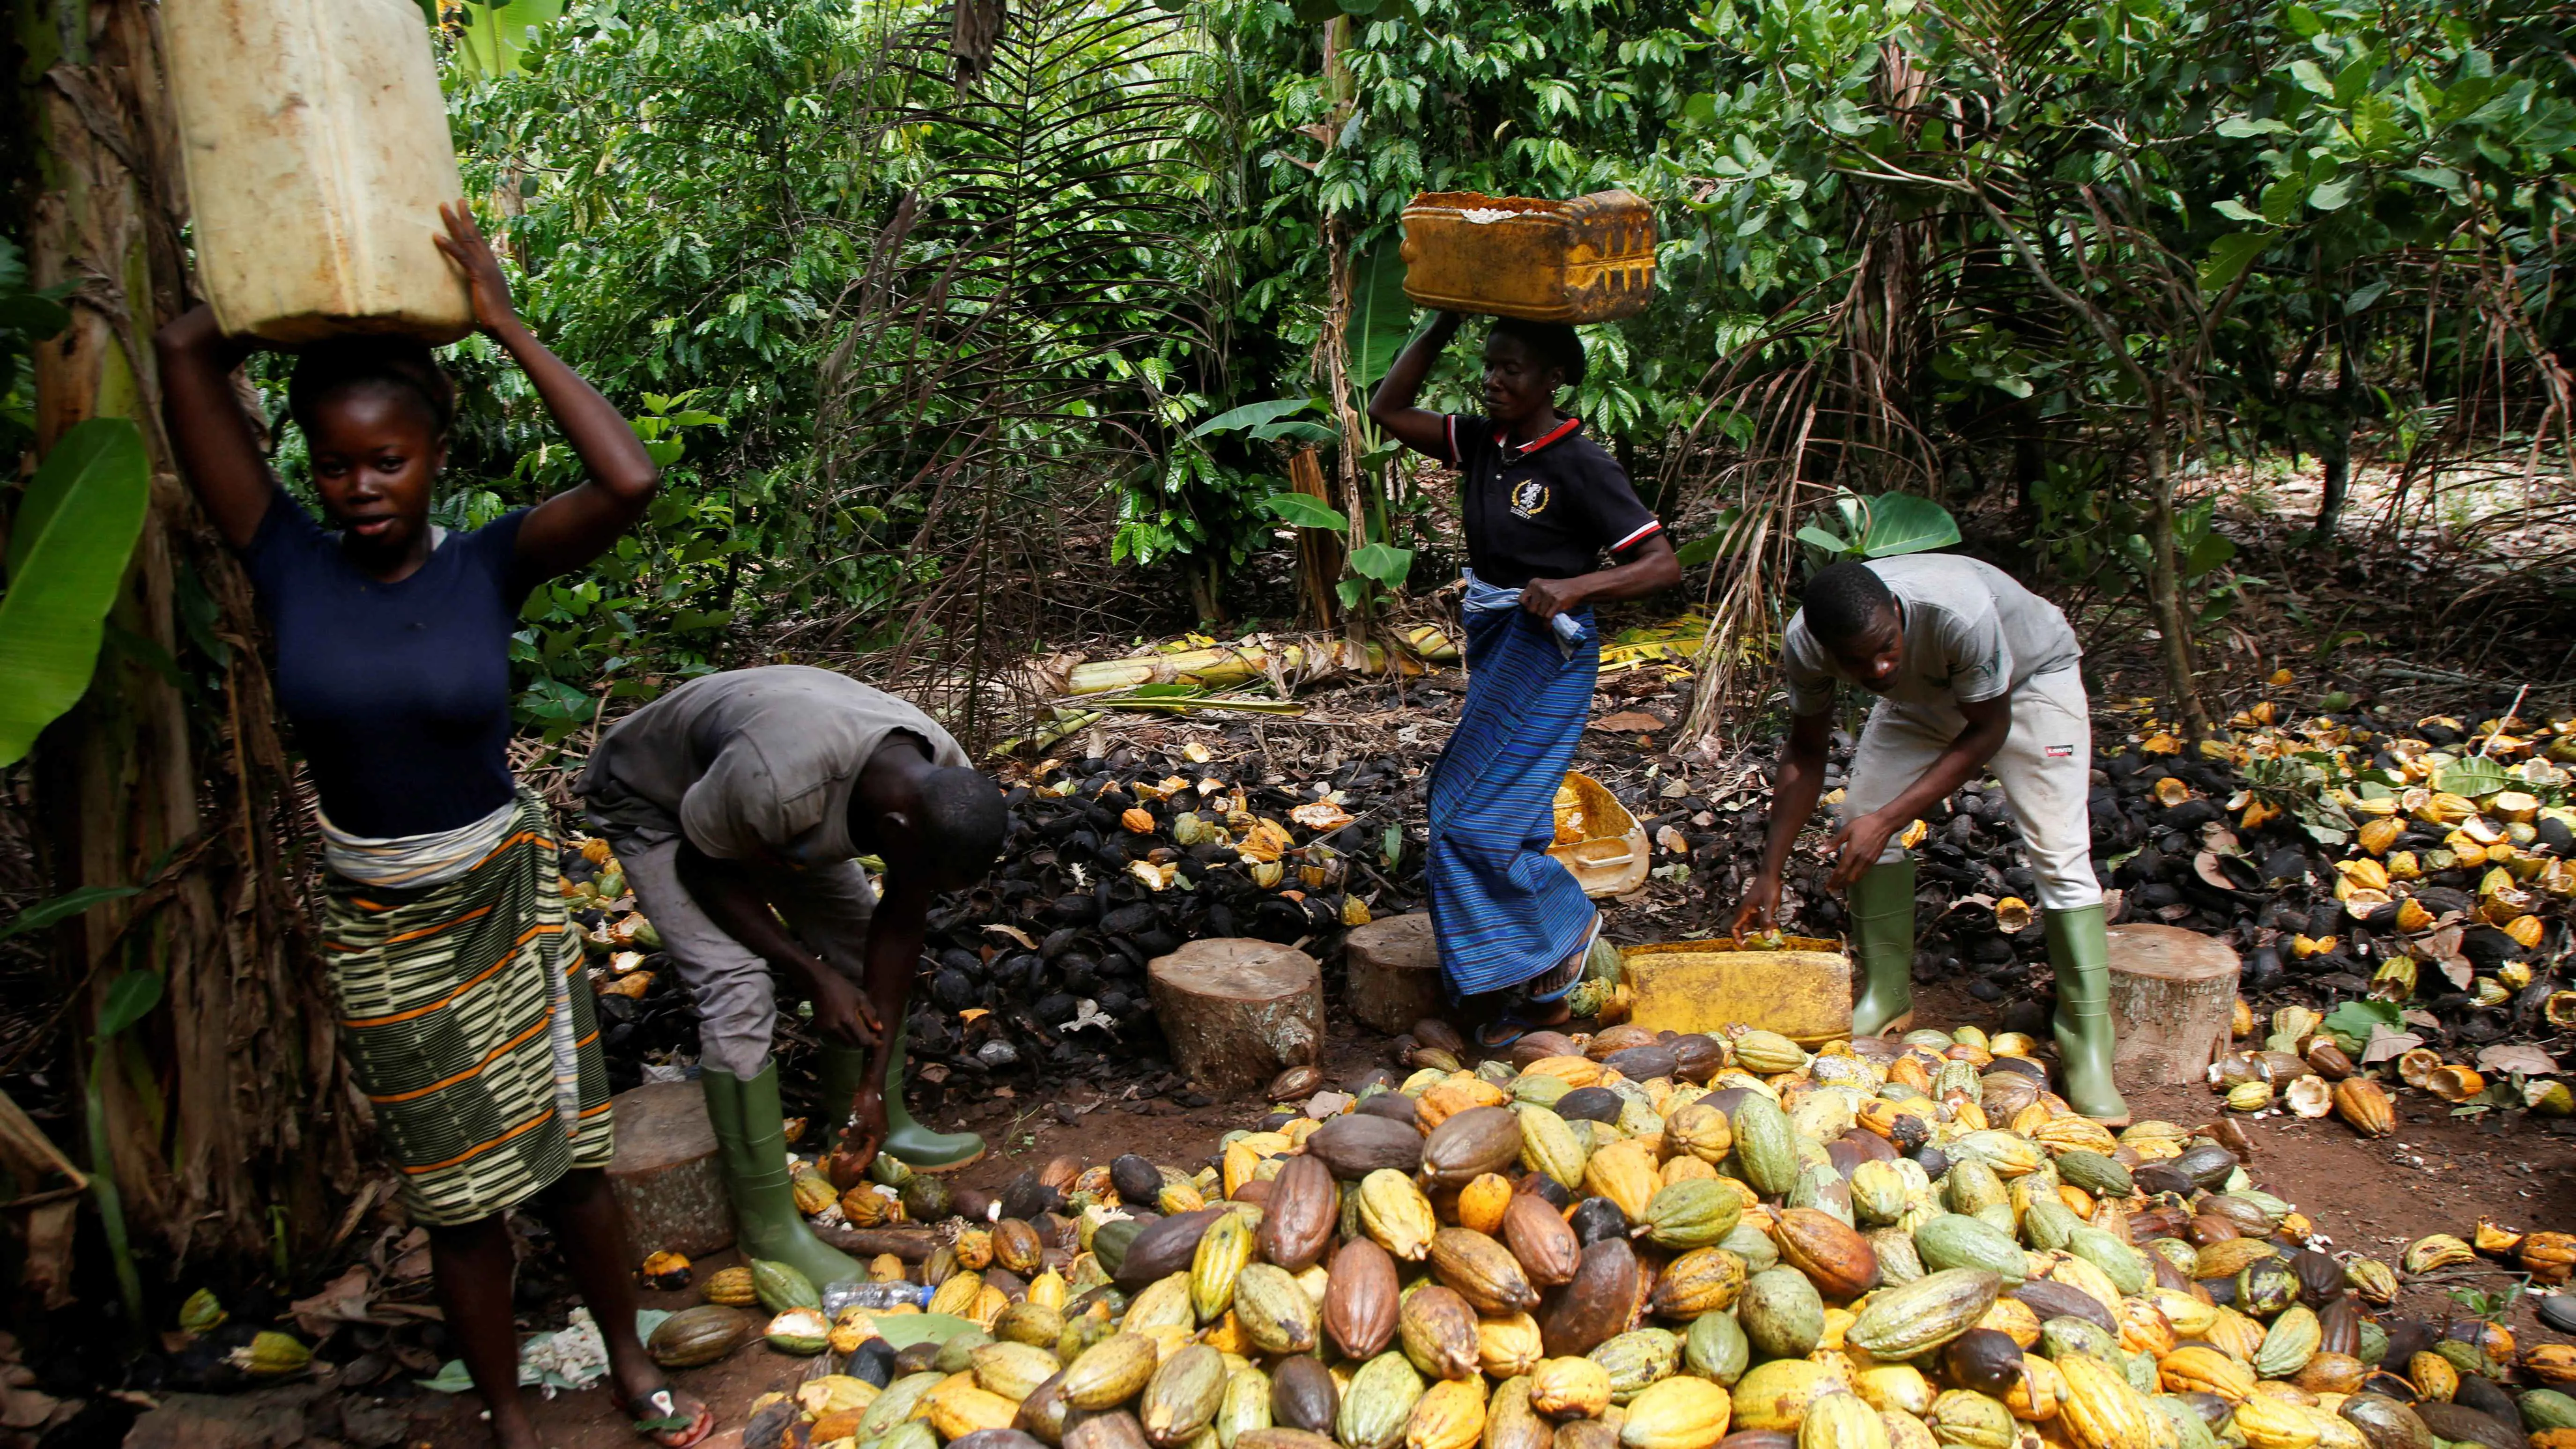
[321,790,614,1226]
[1425,604,1602,999]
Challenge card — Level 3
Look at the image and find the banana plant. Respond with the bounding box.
[427,0,567,81]
[0,418,151,767]
[1204,243,1424,614]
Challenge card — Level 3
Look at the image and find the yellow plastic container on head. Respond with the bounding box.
[1620,936,1854,1046]
[166,0,474,343]
[1399,190,1657,323]
[1547,771,1650,898]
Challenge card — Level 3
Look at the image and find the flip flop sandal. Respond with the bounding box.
[1524,916,1602,1005]
[629,1387,715,1449]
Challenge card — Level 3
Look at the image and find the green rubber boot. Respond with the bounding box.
[875,1020,984,1173]
[700,1061,861,1287]
[1847,858,1917,1038]
[2044,903,2132,1126]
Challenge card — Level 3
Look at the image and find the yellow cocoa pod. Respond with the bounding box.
[1419,1079,1509,1131]
[1854,1366,1934,1418]
[1797,1393,1888,1449]
[2054,1354,2157,1449]
[927,1379,1021,1439]
[1665,1102,1734,1165]
[1459,1174,1516,1236]
[1479,1313,1545,1380]
[1623,1377,1735,1449]
[1523,1056,1606,1088]
[2157,1346,2253,1404]
[1193,1209,1257,1323]
[1407,1377,1488,1449]
[1531,1357,1614,1420]
[2002,1355,2061,1422]
[929,1271,985,1319]
[1360,1169,1439,1262]
[2230,1392,2321,1449]
[1584,1140,1663,1225]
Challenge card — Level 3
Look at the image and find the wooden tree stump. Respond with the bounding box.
[1147,939,1325,1095]
[2106,924,2241,1086]
[1345,913,1445,1035]
[607,1081,737,1258]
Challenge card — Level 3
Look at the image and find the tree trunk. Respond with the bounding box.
[16,0,361,1279]
[2139,405,2212,739]
[2315,335,2358,540]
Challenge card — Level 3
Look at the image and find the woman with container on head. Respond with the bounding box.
[1365,194,1680,1044]
[155,202,711,1447]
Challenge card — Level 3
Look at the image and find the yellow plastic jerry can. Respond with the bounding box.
[1399,190,1658,323]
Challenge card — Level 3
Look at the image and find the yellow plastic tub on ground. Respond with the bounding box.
[1619,935,1853,1045]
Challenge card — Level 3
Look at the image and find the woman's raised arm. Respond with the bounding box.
[154,304,276,550]
[434,203,659,583]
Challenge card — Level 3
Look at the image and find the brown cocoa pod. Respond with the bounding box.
[1669,1035,1725,1084]
[1413,1019,1468,1056]
[1017,1373,1075,1446]
[1421,1107,1525,1190]
[1066,1412,1153,1449]
[1557,1422,1619,1449]
[1356,1094,1420,1125]
[2188,1215,2243,1247]
[1323,1237,1400,1360]
[1538,1236,1637,1358]
[1256,1155,1338,1273]
[1116,1208,1224,1289]
[1309,1114,1425,1178]
[2011,1279,2116,1335]
[1233,1178,1276,1208]
[1235,1432,1341,1449]
[1397,1283,1480,1381]
[1503,1191,1582,1288]
[1270,1355,1337,1434]
[1717,1435,1796,1449]
[1485,1376,1553,1449]
[1509,1032,1582,1067]
[1269,1065,1327,1101]
[1600,1045,1679,1082]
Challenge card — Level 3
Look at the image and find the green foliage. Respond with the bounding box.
[1794,491,1961,564]
[0,237,72,460]
[0,420,151,767]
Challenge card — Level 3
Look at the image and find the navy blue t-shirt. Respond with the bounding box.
[241,491,532,838]
[1443,413,1662,588]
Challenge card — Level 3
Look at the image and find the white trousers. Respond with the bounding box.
[1841,667,2101,912]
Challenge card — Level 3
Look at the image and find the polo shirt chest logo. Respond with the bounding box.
[1510,479,1550,519]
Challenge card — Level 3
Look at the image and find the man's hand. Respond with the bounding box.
[1521,576,1587,620]
[836,1083,888,1178]
[1823,810,1902,891]
[807,971,883,1050]
[1731,872,1783,942]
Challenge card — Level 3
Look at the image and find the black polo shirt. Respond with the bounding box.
[1444,412,1662,588]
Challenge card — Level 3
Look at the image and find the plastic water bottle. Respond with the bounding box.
[822,1280,931,1315]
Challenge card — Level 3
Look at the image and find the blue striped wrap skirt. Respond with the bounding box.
[1426,603,1600,998]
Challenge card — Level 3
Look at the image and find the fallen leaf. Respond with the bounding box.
[2361,1025,2428,1065]
[2474,1043,2561,1077]
[983,924,1038,950]
[1592,711,1667,733]
[290,1265,378,1338]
